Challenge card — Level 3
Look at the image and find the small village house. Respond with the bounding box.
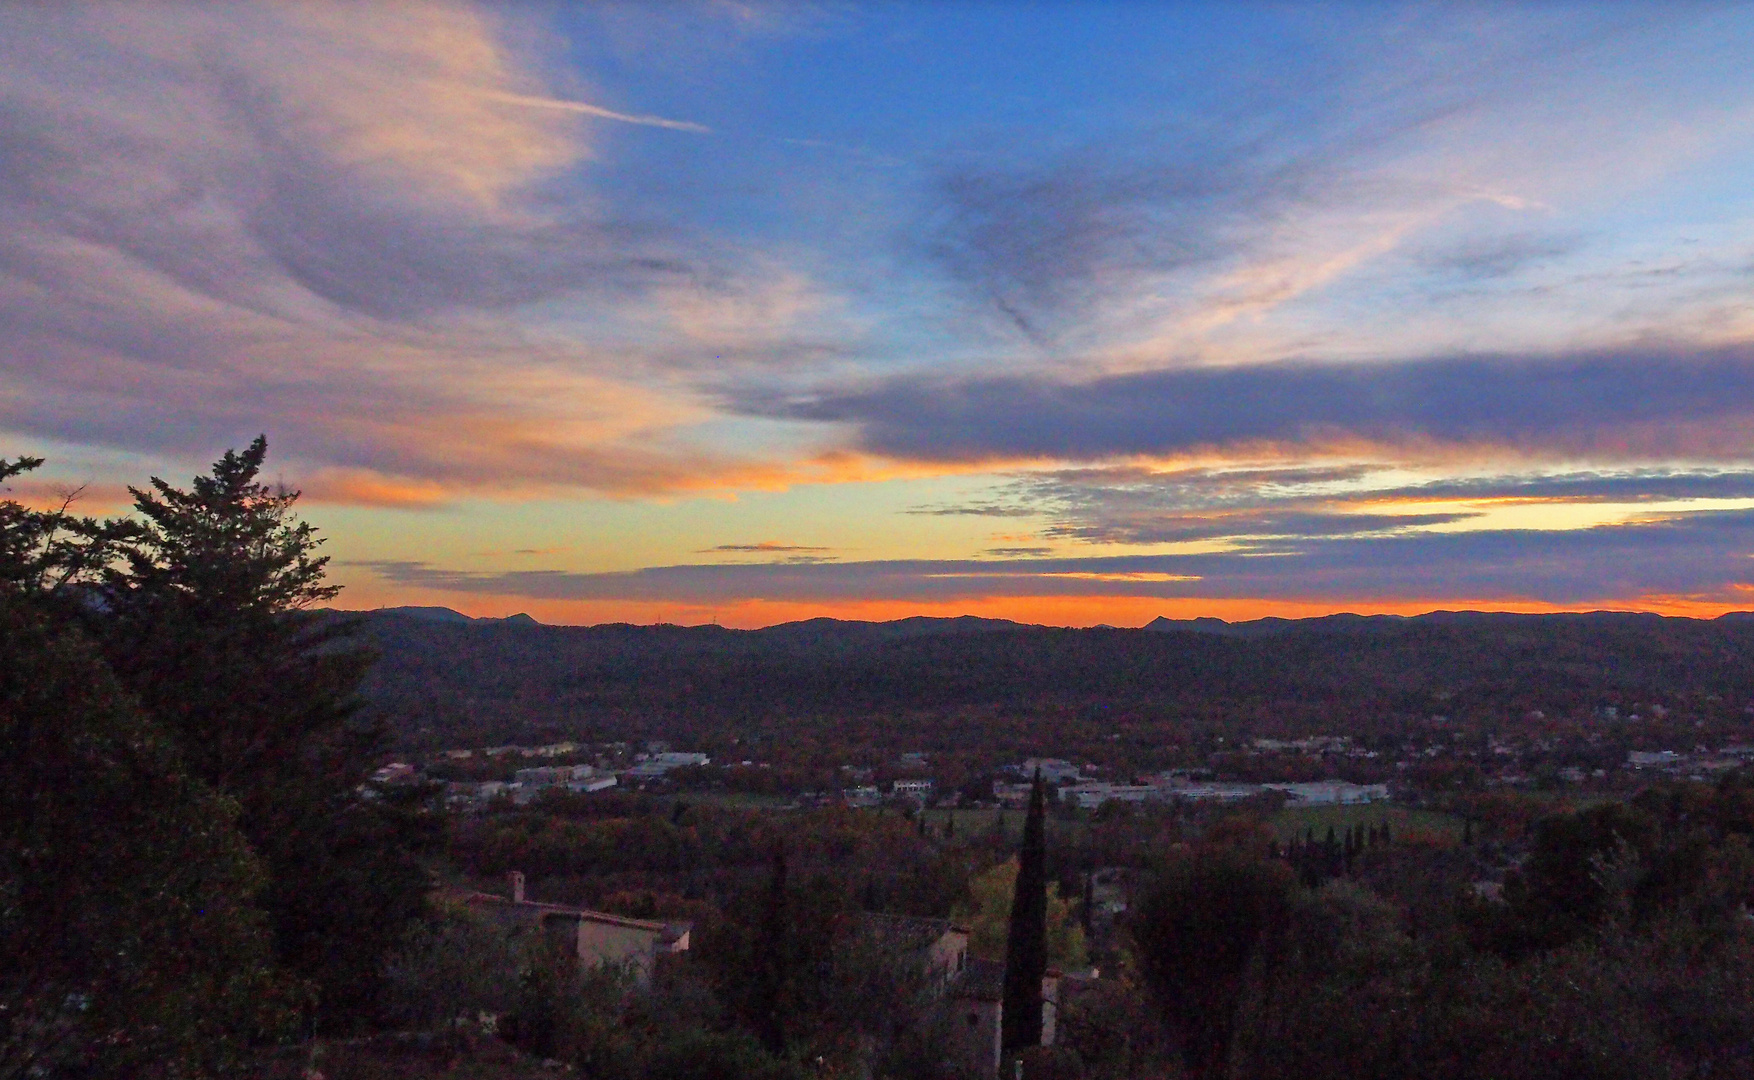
[457,872,690,985]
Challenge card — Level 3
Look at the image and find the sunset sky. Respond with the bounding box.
[7,3,1754,626]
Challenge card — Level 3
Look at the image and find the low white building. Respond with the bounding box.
[892,778,934,801]
[624,752,711,780]
[1264,781,1389,805]
[1628,750,1684,769]
[1019,758,1083,784]
[1066,782,1158,809]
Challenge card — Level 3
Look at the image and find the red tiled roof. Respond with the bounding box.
[445,887,682,937]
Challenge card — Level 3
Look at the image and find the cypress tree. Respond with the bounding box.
[1002,770,1049,1053]
[753,844,788,1055]
[1081,868,1096,941]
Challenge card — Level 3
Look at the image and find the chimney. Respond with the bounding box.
[508,871,526,904]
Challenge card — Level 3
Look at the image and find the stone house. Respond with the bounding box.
[457,872,690,985]
[843,912,1060,1080]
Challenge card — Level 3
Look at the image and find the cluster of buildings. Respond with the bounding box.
[368,742,715,807]
[1626,745,1754,779]
[991,763,1388,810]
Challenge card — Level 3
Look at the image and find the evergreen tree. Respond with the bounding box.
[92,439,434,1028]
[0,594,284,1077]
[1003,770,1049,1053]
[1081,869,1096,941]
[1132,849,1295,1078]
[753,845,789,1056]
[0,456,114,602]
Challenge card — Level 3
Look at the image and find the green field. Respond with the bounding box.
[920,806,1090,844]
[1270,802,1463,843]
[664,790,795,810]
[921,802,1467,846]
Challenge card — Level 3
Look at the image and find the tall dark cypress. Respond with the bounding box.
[1081,868,1096,941]
[1002,770,1049,1053]
[753,844,788,1056]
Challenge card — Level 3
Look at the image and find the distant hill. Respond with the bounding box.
[1141,610,1689,638]
[337,607,1754,752]
[368,606,540,626]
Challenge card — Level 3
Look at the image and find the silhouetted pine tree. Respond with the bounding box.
[91,438,434,1028]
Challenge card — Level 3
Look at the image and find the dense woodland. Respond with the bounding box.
[359,606,1754,777]
[10,443,1754,1079]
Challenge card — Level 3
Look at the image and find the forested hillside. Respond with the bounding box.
[355,608,1754,753]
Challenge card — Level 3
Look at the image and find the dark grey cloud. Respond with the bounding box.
[746,342,1754,462]
[1388,470,1754,503]
[349,507,1754,607]
[1039,510,1481,546]
[697,543,837,564]
[946,463,1754,548]
[982,546,1053,558]
[907,502,1036,518]
[700,543,832,553]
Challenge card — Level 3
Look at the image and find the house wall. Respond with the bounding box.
[926,930,969,983]
[576,918,662,982]
[948,999,1002,1080]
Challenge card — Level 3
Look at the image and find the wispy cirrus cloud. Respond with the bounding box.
[482,91,711,133]
[0,2,822,502]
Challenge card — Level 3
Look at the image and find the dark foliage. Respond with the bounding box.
[1131,849,1296,1076]
[353,608,1754,757]
[0,592,283,1077]
[1003,772,1050,1053]
[752,846,789,1055]
[84,438,436,1026]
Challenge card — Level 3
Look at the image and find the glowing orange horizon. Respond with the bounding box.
[329,584,1753,630]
